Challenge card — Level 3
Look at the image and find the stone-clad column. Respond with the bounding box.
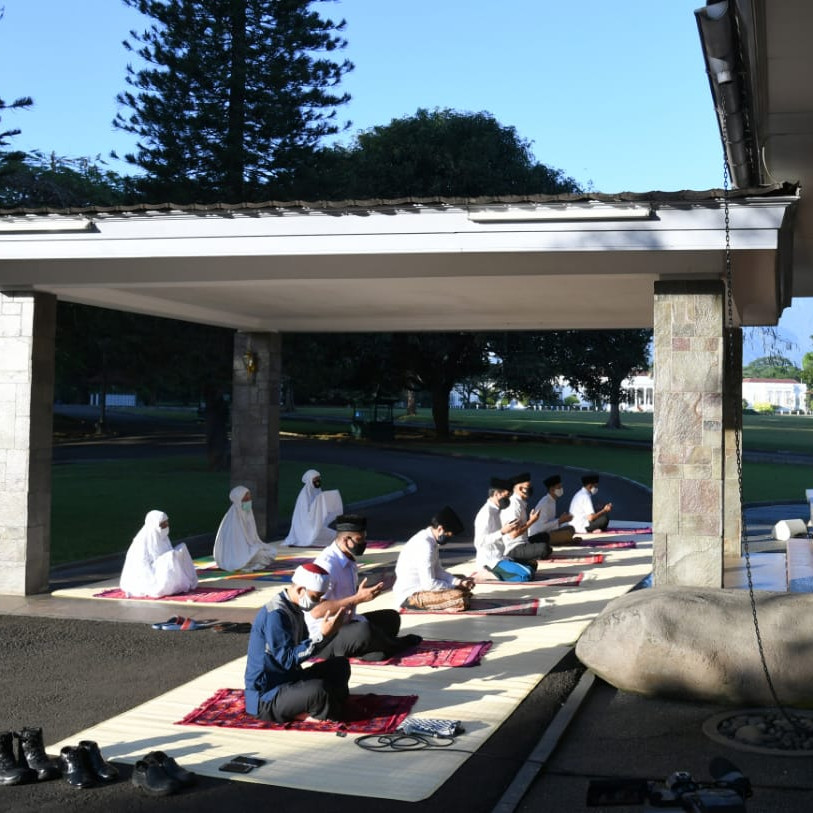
[0,292,56,595]
[230,331,281,538]
[652,280,727,587]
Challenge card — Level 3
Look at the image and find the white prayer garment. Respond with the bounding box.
[213,485,278,571]
[120,510,198,597]
[282,469,343,547]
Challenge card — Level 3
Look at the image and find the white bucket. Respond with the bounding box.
[773,518,809,541]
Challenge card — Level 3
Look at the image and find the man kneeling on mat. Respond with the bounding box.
[394,506,475,612]
[307,514,422,661]
[244,563,351,723]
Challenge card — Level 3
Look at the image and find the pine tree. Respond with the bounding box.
[115,0,353,202]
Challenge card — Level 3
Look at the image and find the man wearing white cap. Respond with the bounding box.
[244,562,351,723]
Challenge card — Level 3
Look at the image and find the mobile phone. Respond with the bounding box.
[219,760,255,774]
[233,756,266,768]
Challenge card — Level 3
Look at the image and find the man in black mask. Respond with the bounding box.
[473,477,519,572]
[306,514,421,660]
[500,473,552,565]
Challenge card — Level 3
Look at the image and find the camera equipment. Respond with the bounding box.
[586,757,751,811]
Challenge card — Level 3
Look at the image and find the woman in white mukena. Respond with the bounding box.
[282,469,343,548]
[213,485,278,571]
[120,510,198,597]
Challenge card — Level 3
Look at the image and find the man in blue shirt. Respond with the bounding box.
[244,562,351,723]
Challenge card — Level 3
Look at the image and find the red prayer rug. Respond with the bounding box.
[475,572,585,586]
[540,554,604,565]
[365,540,396,549]
[572,540,637,550]
[584,526,652,536]
[316,640,493,668]
[176,688,416,734]
[402,597,541,616]
[93,586,255,603]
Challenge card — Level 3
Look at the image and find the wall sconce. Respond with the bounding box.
[242,350,258,382]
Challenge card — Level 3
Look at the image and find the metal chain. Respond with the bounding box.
[719,95,799,728]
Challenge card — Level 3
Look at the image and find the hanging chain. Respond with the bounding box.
[720,95,799,727]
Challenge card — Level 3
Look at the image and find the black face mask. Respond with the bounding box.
[497,496,510,510]
[348,539,367,557]
[436,533,449,546]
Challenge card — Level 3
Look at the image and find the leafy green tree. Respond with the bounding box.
[299,107,580,199]
[0,152,137,209]
[115,0,353,202]
[742,355,802,380]
[556,330,652,429]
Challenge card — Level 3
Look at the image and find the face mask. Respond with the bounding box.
[298,592,319,610]
[436,533,449,546]
[554,487,564,498]
[241,500,253,513]
[159,526,170,538]
[497,496,510,510]
[590,487,599,496]
[349,539,367,557]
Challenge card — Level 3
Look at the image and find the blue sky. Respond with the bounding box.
[0,0,810,361]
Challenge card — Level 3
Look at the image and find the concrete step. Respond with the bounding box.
[786,537,813,592]
[724,552,787,591]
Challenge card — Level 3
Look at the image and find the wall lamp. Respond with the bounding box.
[242,350,258,381]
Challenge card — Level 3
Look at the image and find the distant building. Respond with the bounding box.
[742,378,808,413]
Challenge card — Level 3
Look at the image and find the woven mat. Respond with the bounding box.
[582,526,652,536]
[176,688,416,734]
[316,640,493,668]
[402,597,542,616]
[541,554,604,565]
[92,586,255,603]
[572,539,637,550]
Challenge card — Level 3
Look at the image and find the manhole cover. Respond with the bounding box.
[703,708,813,756]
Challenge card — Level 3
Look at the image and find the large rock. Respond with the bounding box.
[576,586,813,707]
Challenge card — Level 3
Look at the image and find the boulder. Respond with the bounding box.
[575,586,813,707]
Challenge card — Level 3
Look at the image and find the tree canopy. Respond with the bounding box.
[742,355,802,380]
[115,0,353,202]
[298,107,581,200]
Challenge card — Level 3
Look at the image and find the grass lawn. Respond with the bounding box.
[51,458,405,565]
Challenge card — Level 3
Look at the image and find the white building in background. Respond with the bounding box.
[742,378,808,413]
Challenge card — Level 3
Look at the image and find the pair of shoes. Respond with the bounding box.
[60,740,118,789]
[0,731,37,786]
[151,616,218,631]
[14,727,60,782]
[211,621,252,634]
[131,751,195,796]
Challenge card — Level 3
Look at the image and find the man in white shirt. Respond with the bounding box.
[500,472,551,564]
[307,515,421,660]
[529,474,576,545]
[569,473,612,533]
[394,506,474,612]
[473,477,519,570]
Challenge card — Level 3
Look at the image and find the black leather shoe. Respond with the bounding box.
[146,751,196,788]
[15,727,60,781]
[131,755,180,796]
[0,731,36,786]
[78,740,118,782]
[59,745,95,789]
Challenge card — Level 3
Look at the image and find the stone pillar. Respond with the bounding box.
[0,292,57,595]
[230,331,281,538]
[723,328,743,556]
[652,280,725,587]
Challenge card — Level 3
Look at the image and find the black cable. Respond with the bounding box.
[354,733,472,754]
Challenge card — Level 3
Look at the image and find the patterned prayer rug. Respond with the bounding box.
[176,688,417,734]
[475,572,585,586]
[584,526,652,535]
[401,597,542,616]
[540,554,604,565]
[317,640,493,668]
[92,586,255,603]
[572,540,637,550]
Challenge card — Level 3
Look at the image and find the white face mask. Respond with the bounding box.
[554,487,564,498]
[241,500,253,513]
[590,487,599,496]
[298,592,318,610]
[159,526,170,538]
